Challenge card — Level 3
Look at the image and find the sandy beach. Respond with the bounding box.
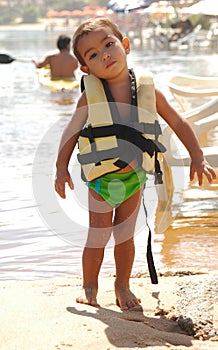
[1,271,218,350]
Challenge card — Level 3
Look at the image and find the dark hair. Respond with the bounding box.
[57,35,71,51]
[73,17,123,65]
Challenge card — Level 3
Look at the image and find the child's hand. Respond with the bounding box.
[54,169,74,199]
[190,158,217,186]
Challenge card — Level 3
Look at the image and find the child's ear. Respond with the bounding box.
[122,37,130,54]
[80,65,89,74]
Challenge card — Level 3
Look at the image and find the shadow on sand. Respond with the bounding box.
[67,301,193,348]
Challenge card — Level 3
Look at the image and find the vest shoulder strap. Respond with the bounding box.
[83,74,113,126]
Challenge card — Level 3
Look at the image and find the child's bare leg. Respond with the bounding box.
[113,189,142,310]
[114,238,141,310]
[76,246,104,306]
[76,188,113,306]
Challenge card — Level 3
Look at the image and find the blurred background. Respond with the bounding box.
[0,1,217,52]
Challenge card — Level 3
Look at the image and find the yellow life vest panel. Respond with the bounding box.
[78,69,166,182]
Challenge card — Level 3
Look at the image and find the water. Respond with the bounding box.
[0,29,217,281]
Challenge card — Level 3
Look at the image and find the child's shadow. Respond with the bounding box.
[66,301,193,348]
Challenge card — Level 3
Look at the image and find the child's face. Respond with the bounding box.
[77,27,130,79]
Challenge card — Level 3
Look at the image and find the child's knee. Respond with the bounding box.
[86,228,112,248]
[113,226,135,245]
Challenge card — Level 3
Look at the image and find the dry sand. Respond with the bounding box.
[1,273,218,350]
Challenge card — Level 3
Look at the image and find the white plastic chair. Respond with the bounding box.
[166,74,218,167]
[155,111,217,234]
[161,101,218,167]
[168,73,218,112]
[162,122,218,167]
[155,74,218,232]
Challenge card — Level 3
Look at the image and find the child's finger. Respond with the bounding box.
[55,181,66,199]
[208,166,217,180]
[67,178,74,190]
[203,166,216,184]
[197,171,203,186]
[189,166,195,181]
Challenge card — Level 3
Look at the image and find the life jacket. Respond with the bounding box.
[77,69,166,183]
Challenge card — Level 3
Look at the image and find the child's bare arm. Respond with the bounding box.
[155,89,217,185]
[55,93,88,198]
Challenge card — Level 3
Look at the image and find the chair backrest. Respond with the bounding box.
[168,74,218,111]
[161,122,188,166]
[160,94,218,165]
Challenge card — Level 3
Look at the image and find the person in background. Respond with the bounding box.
[33,35,78,79]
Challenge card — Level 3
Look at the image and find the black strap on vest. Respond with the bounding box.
[80,122,164,142]
[81,75,85,93]
[142,191,158,284]
[78,123,166,166]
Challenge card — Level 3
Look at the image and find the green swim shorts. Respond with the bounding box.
[87,167,147,207]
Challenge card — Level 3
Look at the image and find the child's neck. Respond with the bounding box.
[107,73,131,104]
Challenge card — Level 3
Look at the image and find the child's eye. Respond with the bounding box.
[89,52,97,60]
[106,41,114,48]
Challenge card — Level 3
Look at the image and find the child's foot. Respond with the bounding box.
[76,287,99,307]
[115,287,141,311]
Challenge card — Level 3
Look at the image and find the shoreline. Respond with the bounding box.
[0,18,78,32]
[1,270,218,350]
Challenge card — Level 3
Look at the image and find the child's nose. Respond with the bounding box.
[102,51,110,60]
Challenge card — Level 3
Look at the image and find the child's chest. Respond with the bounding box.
[110,86,132,123]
